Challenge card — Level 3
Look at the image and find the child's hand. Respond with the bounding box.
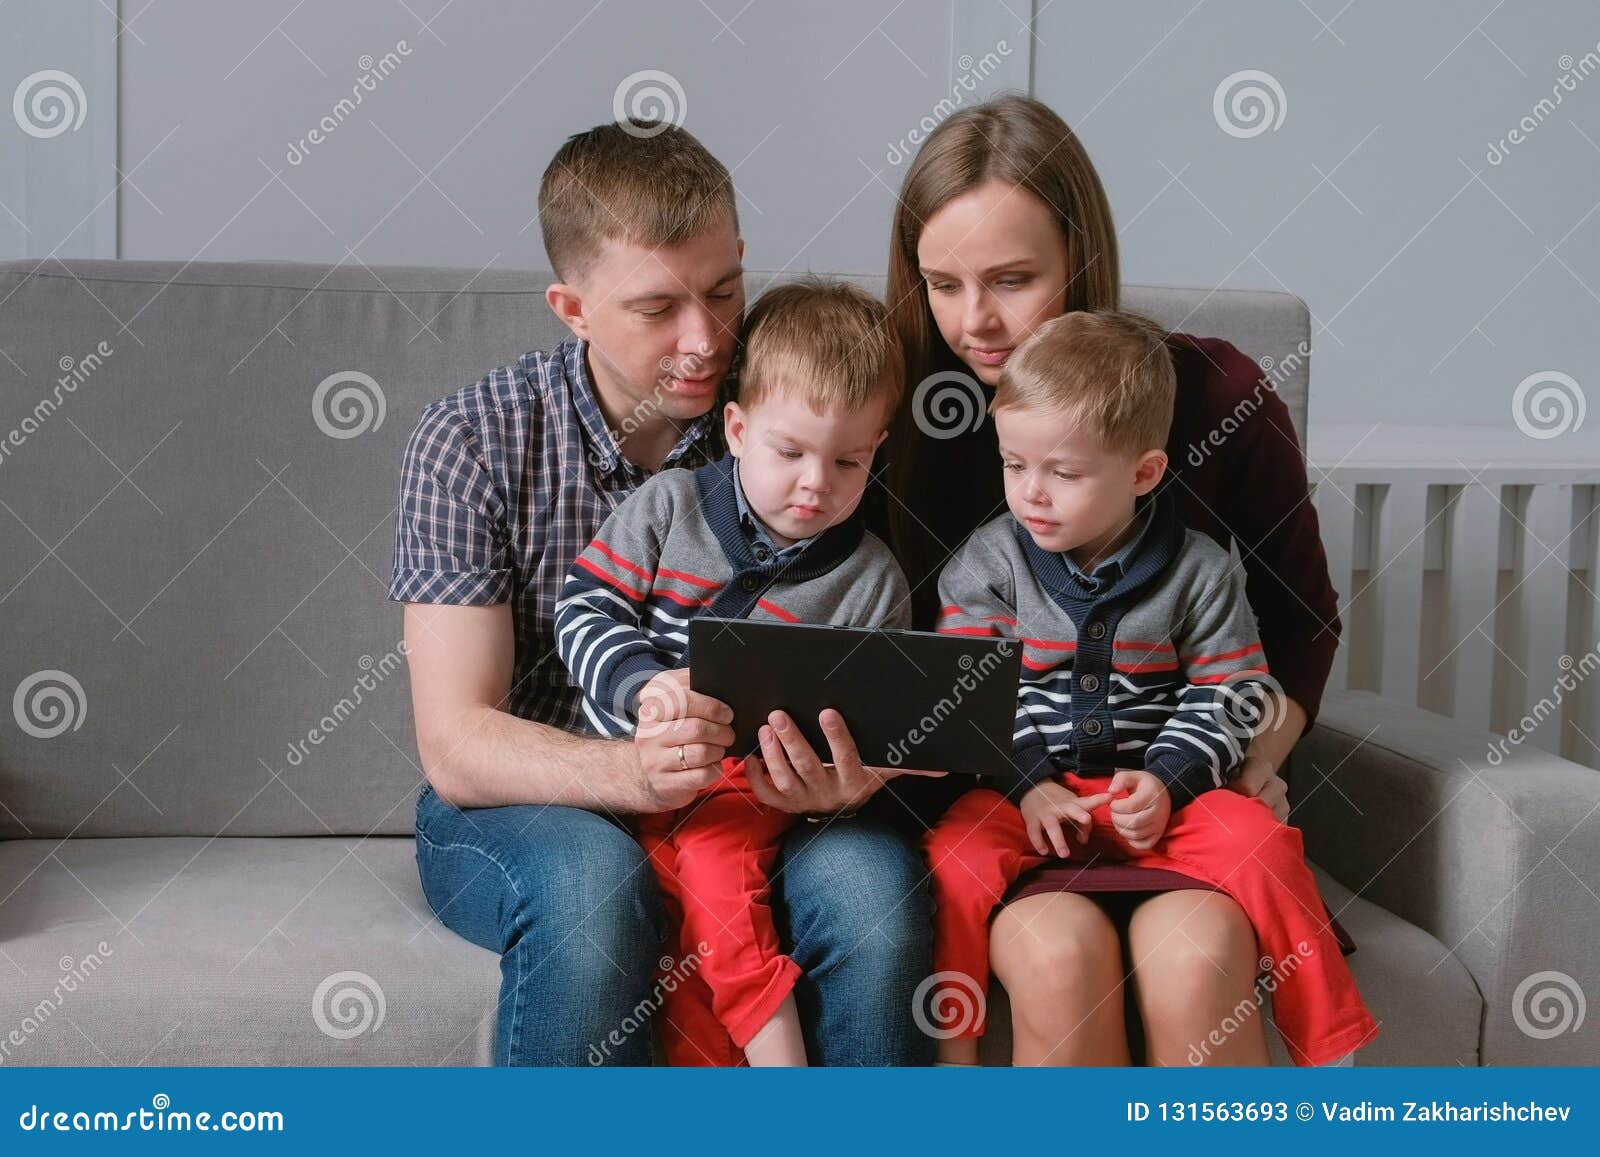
[1107,769,1171,850]
[1020,781,1113,858]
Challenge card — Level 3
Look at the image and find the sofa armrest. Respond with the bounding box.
[1294,689,1600,1065]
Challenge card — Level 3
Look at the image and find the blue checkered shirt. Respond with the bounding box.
[389,340,726,730]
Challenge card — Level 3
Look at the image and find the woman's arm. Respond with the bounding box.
[1191,342,1336,822]
[1228,693,1305,820]
[1211,345,1342,730]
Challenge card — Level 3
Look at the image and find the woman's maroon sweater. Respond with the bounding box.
[885,333,1341,729]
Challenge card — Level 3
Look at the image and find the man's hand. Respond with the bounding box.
[1020,780,1112,858]
[1107,769,1172,850]
[742,708,944,816]
[1227,753,1289,822]
[632,669,734,811]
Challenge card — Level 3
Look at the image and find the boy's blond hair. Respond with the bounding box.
[992,311,1175,454]
[538,120,738,282]
[738,279,904,422]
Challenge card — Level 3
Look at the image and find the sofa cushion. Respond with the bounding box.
[0,838,1477,1066]
[0,836,499,1065]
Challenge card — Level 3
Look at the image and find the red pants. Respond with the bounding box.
[634,758,799,1066]
[924,776,1379,1066]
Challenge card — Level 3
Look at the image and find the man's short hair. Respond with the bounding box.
[739,278,905,422]
[538,119,739,282]
[992,310,1175,454]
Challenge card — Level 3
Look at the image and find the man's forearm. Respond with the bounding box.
[421,704,652,812]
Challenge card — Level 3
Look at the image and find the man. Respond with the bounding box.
[389,118,933,1065]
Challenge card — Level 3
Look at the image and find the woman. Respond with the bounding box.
[880,95,1342,1065]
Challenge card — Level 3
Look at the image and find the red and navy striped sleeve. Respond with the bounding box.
[554,480,677,738]
[1144,558,1273,807]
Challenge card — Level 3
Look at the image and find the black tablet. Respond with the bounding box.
[688,617,1020,775]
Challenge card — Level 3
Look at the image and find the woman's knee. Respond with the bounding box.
[1128,892,1260,1010]
[991,894,1122,1004]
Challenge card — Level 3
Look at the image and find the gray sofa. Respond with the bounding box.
[1,259,1595,1066]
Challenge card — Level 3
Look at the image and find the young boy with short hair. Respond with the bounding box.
[555,278,910,1066]
[926,310,1378,1066]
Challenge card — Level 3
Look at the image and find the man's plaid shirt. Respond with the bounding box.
[389,340,726,730]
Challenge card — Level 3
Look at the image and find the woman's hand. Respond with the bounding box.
[742,708,945,816]
[1020,781,1112,858]
[632,669,734,811]
[1228,753,1289,822]
[1224,693,1304,823]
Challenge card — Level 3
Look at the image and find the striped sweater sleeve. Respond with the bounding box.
[554,477,676,738]
[1144,555,1273,808]
[935,547,1052,789]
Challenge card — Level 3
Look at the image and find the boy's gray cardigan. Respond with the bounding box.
[555,455,910,738]
[936,492,1273,806]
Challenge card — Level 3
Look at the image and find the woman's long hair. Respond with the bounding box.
[883,95,1122,571]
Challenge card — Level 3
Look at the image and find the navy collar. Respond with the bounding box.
[1017,489,1184,611]
[693,455,864,580]
[1060,499,1155,590]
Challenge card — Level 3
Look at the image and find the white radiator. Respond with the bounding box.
[1309,425,1599,770]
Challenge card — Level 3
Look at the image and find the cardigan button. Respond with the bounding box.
[1087,622,1106,640]
[740,574,761,592]
[1080,673,1100,693]
[1081,717,1102,736]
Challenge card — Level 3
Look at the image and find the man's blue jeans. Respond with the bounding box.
[414,784,934,1065]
